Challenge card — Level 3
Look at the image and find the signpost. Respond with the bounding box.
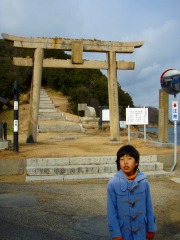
[126,107,148,144]
[13,81,19,153]
[172,101,178,121]
[171,100,178,172]
[160,69,180,171]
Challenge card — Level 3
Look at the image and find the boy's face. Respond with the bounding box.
[119,154,138,176]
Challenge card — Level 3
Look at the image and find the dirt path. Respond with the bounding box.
[0,87,179,160]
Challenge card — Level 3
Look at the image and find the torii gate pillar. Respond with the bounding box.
[158,89,169,142]
[107,51,120,141]
[27,48,44,143]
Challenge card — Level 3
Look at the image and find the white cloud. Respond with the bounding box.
[119,18,180,108]
[137,62,160,79]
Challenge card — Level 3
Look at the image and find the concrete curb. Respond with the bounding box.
[0,159,25,175]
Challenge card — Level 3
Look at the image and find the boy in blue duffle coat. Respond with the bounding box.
[107,145,157,240]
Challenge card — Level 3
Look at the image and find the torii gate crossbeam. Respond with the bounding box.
[2,33,143,143]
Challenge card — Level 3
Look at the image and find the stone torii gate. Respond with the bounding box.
[2,33,143,143]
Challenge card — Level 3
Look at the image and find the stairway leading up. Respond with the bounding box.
[38,88,84,133]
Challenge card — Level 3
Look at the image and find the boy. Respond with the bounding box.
[107,145,157,240]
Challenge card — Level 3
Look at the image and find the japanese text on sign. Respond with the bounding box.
[126,108,148,125]
[172,101,178,121]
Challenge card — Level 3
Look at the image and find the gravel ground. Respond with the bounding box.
[0,171,179,240]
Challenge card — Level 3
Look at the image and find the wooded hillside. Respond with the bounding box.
[0,39,134,118]
[0,39,160,125]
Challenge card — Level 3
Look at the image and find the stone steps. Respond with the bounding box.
[38,88,84,132]
[26,155,170,182]
[38,89,58,114]
[38,112,66,121]
[38,123,84,133]
[39,108,57,113]
[39,104,56,109]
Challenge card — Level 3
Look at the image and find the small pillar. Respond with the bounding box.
[107,51,120,141]
[27,48,44,143]
[158,89,169,142]
[0,122,9,149]
[72,41,83,64]
[0,122,3,141]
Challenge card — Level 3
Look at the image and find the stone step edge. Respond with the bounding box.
[26,156,159,166]
[25,170,171,182]
[38,117,66,120]
[39,109,57,112]
[26,163,163,176]
[38,112,64,115]
[26,162,163,168]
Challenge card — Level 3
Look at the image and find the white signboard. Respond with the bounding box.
[126,108,148,125]
[102,109,110,121]
[14,101,18,110]
[14,120,18,132]
[172,101,178,121]
[120,121,126,128]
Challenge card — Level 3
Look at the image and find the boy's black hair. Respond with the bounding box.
[116,145,140,171]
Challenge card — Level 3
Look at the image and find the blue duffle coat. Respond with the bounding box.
[107,170,157,240]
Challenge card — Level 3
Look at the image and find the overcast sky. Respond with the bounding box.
[0,0,180,118]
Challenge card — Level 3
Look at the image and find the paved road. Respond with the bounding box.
[0,177,179,240]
